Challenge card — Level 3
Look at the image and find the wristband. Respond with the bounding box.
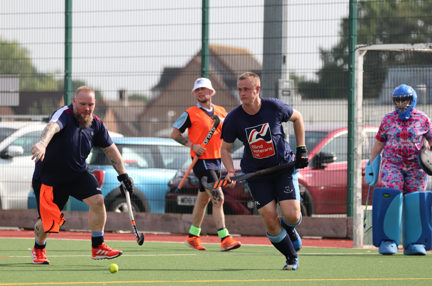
[228,171,236,176]
[39,141,47,148]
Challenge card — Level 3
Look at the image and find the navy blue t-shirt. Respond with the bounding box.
[221,98,294,177]
[33,104,113,186]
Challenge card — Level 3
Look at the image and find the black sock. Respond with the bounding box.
[92,236,104,248]
[280,219,297,242]
[34,243,46,250]
[188,234,198,238]
[269,232,297,259]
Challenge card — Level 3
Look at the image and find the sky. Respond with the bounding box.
[0,0,349,100]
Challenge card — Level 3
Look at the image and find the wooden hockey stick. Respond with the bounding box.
[175,115,221,193]
[123,185,144,246]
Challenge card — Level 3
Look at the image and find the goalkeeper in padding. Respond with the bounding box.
[367,84,432,255]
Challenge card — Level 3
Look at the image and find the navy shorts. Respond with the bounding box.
[32,169,102,216]
[245,167,300,209]
[194,170,221,192]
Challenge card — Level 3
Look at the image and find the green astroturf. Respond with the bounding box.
[1,238,432,286]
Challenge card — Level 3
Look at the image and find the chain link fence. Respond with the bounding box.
[1,1,431,222]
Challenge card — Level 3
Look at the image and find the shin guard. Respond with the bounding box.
[402,191,432,251]
[372,188,403,247]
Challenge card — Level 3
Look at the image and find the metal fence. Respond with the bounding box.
[1,1,432,223]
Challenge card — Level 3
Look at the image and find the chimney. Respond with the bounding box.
[119,89,128,106]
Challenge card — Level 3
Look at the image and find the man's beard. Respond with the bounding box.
[74,111,93,127]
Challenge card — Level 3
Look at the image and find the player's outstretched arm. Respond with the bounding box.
[31,122,60,162]
[101,143,126,175]
[289,109,305,147]
[102,143,134,196]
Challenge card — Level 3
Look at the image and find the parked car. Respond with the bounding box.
[0,121,48,209]
[166,125,380,216]
[28,137,191,213]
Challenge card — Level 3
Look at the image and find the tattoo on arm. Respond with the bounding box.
[40,122,60,144]
[174,134,189,146]
[101,145,125,173]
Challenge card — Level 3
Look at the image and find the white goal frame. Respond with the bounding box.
[353,43,432,248]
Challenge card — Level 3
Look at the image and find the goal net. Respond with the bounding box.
[353,43,432,248]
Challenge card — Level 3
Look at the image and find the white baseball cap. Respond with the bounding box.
[191,78,216,95]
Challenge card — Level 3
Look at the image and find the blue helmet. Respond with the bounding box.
[392,84,417,120]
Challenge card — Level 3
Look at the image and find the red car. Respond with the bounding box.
[166,125,379,216]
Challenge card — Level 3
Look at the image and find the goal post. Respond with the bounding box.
[353,43,432,248]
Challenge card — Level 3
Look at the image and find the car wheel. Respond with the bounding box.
[104,187,150,213]
[109,197,140,213]
[300,187,314,217]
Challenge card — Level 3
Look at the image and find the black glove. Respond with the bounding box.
[118,173,134,197]
[295,146,309,169]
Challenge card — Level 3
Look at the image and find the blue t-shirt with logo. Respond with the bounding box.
[33,104,113,187]
[221,98,294,177]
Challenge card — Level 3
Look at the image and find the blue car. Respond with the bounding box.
[28,137,192,213]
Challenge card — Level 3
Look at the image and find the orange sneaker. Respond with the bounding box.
[185,236,206,251]
[31,247,50,265]
[220,236,241,252]
[91,243,122,260]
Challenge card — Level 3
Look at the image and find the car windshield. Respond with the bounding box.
[88,144,191,170]
[288,131,329,152]
[0,127,17,143]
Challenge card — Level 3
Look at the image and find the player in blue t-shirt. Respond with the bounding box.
[220,72,308,270]
[29,86,134,265]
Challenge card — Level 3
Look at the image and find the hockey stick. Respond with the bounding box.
[175,115,221,193]
[123,185,144,245]
[201,161,296,191]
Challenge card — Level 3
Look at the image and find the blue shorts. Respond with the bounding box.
[194,170,221,192]
[32,169,101,216]
[245,167,300,209]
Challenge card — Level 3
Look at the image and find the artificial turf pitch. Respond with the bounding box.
[1,238,431,285]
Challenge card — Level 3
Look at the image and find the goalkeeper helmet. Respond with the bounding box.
[392,84,417,120]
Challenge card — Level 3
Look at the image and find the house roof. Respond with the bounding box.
[143,44,262,115]
[151,67,183,91]
[102,99,146,136]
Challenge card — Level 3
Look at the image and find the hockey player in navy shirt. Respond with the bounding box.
[220,72,308,270]
[30,86,134,265]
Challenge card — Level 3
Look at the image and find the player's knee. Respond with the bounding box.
[211,195,224,208]
[85,194,105,209]
[261,214,281,232]
[281,209,301,225]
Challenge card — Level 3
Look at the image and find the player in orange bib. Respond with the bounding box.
[171,78,241,252]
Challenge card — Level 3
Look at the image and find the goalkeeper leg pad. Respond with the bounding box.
[372,188,403,253]
[402,191,432,254]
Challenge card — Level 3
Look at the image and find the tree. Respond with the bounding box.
[0,37,60,91]
[296,0,432,99]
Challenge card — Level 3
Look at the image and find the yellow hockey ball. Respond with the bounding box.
[109,263,119,273]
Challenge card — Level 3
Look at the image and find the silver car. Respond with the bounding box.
[0,121,47,209]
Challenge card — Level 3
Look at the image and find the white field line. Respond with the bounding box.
[0,237,359,249]
[3,251,383,259]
